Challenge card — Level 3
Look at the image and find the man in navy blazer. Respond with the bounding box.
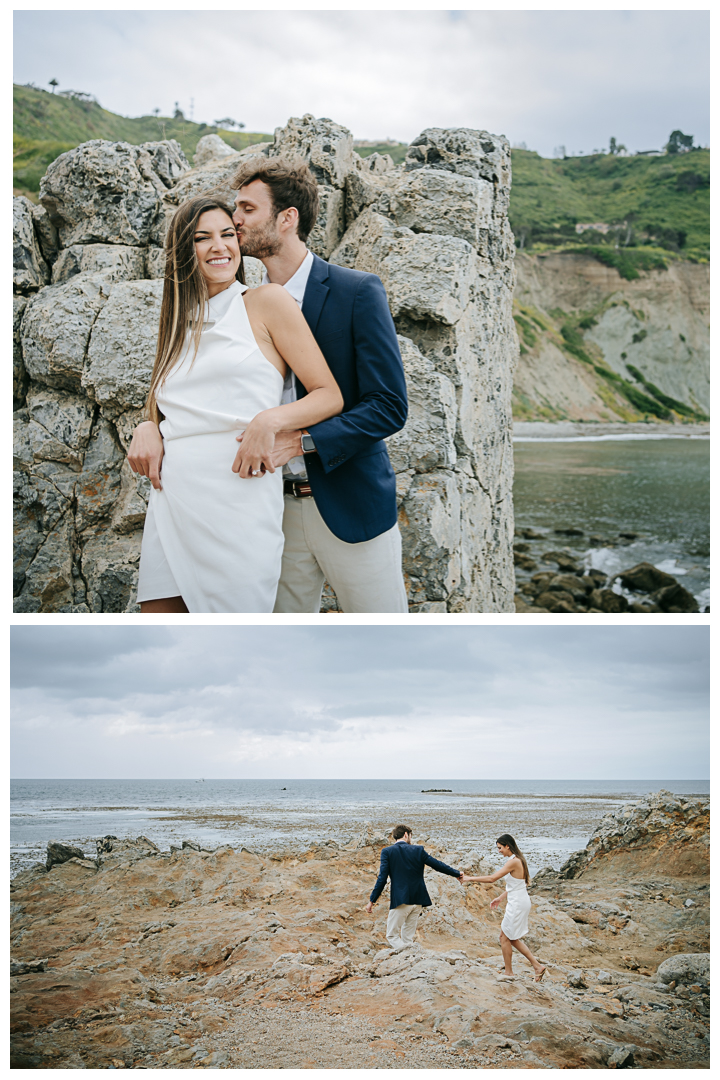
[231,157,409,613]
[366,825,464,950]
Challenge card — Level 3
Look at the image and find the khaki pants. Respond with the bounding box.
[386,904,423,950]
[273,496,408,614]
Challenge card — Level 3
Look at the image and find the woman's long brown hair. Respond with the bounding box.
[497,833,530,884]
[146,196,245,423]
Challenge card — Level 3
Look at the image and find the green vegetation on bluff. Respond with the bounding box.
[510,147,709,264]
[14,84,709,267]
[13,84,271,198]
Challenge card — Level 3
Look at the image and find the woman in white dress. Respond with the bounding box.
[128,195,343,613]
[463,834,547,981]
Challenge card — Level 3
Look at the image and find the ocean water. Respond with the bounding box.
[10,778,708,878]
[513,437,710,607]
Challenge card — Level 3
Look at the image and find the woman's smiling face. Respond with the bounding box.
[193,209,241,294]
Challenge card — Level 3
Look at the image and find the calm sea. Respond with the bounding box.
[513,437,710,606]
[10,778,708,878]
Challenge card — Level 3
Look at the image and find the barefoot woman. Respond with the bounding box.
[128,195,343,613]
[464,834,547,981]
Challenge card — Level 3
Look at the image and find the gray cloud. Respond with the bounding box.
[10,626,708,780]
[13,11,709,157]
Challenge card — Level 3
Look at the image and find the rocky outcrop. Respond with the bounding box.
[539,791,709,883]
[656,953,709,988]
[9,825,709,1070]
[193,134,237,168]
[39,139,188,247]
[45,841,87,871]
[13,197,49,292]
[13,116,517,612]
[515,544,705,614]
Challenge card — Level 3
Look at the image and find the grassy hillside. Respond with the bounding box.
[14,84,709,265]
[354,142,407,165]
[510,147,709,263]
[13,83,271,198]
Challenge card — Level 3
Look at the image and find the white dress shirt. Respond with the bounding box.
[262,249,315,479]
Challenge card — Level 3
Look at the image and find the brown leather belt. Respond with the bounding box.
[284,479,313,498]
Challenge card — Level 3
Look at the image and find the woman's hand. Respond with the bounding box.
[128,421,164,490]
[232,413,277,478]
[490,896,502,909]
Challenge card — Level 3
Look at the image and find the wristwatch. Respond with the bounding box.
[301,430,316,453]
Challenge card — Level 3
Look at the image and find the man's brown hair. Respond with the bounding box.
[391,825,412,840]
[232,156,319,243]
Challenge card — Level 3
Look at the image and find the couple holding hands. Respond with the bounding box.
[128,155,408,614]
[366,826,547,981]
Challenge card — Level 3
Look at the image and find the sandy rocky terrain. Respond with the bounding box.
[10,790,709,1069]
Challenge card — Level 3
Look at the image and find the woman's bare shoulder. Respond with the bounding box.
[244,282,294,308]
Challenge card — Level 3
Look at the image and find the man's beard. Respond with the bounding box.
[239,220,282,259]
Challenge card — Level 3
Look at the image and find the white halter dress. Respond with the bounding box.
[501,874,531,940]
[136,281,285,612]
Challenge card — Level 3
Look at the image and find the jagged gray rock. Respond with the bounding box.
[21,272,112,391]
[140,140,190,188]
[194,133,237,167]
[555,791,709,880]
[46,840,86,870]
[39,140,182,246]
[52,244,146,285]
[13,119,517,612]
[82,280,164,416]
[656,953,709,987]
[13,196,50,292]
[13,296,29,409]
[390,167,494,248]
[166,143,271,207]
[10,958,48,976]
[30,201,60,265]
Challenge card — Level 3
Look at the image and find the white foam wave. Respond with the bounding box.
[655,558,688,576]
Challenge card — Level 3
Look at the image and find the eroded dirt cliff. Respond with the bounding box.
[513,252,709,422]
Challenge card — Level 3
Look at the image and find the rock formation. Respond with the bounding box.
[10,791,709,1069]
[14,116,518,612]
[537,790,709,883]
[513,251,709,422]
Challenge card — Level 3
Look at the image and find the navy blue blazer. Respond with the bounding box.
[369,841,461,909]
[297,254,408,544]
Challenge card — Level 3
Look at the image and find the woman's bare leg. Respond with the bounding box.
[499,931,514,974]
[140,596,189,613]
[509,937,545,976]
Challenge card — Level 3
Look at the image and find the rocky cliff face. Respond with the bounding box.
[10,799,709,1070]
[538,790,709,883]
[14,118,518,612]
[513,252,709,421]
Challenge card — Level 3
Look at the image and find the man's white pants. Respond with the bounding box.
[386,904,423,950]
[273,495,408,614]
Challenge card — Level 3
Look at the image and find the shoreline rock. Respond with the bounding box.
[515,543,707,614]
[10,792,709,1069]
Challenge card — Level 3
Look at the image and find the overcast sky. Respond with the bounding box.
[13,9,708,157]
[11,626,708,780]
